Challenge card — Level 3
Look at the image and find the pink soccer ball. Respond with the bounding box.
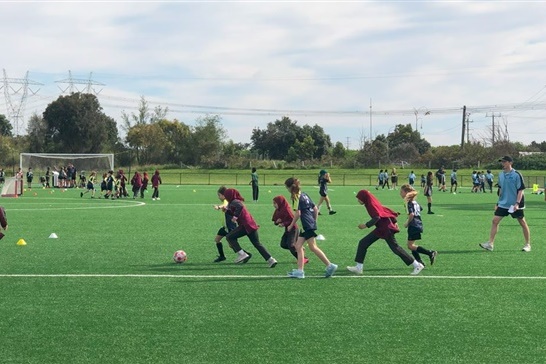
[173,250,187,264]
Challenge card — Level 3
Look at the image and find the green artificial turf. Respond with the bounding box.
[0,183,544,363]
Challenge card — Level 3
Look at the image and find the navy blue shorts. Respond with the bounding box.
[407,225,422,241]
[300,229,318,240]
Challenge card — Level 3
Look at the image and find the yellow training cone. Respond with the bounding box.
[17,239,27,246]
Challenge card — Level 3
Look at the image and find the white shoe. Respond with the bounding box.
[346,266,363,275]
[156,197,160,200]
[234,252,250,264]
[411,263,425,275]
[152,198,156,201]
[479,242,494,251]
[287,269,305,279]
[522,244,531,252]
[325,263,338,278]
[267,257,278,268]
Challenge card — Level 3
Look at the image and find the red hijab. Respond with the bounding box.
[356,190,399,218]
[224,188,245,202]
[272,195,294,226]
[356,189,399,238]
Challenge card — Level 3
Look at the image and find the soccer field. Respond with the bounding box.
[1,184,544,363]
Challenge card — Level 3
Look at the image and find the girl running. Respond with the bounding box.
[400,184,438,267]
[284,177,337,279]
[346,189,424,275]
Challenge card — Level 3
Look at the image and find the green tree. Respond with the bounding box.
[294,135,317,161]
[42,93,119,153]
[26,113,48,152]
[387,124,431,155]
[126,123,168,165]
[188,115,227,166]
[251,116,301,160]
[301,124,332,159]
[121,96,169,132]
[0,114,13,137]
[332,141,346,159]
[156,119,191,165]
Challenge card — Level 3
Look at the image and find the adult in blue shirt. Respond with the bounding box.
[480,156,531,252]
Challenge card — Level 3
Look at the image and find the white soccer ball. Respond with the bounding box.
[173,250,187,264]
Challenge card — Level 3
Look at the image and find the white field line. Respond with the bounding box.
[6,199,146,211]
[0,274,545,280]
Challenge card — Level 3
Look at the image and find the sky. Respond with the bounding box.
[1,1,546,150]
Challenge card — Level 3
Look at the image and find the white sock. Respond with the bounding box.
[238,250,246,256]
[356,263,363,270]
[412,260,421,268]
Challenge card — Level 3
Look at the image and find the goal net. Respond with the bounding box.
[20,153,114,187]
[1,177,23,197]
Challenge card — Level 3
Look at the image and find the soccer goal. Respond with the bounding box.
[20,153,114,187]
[1,177,23,197]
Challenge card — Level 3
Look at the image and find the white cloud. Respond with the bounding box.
[1,1,545,146]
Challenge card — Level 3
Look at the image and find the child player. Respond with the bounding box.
[272,195,308,264]
[285,177,337,279]
[400,184,438,267]
[222,188,277,267]
[212,186,238,263]
[81,171,97,198]
[0,205,7,240]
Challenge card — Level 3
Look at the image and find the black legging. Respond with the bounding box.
[354,231,414,266]
[226,225,271,261]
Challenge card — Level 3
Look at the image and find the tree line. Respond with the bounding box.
[1,93,545,171]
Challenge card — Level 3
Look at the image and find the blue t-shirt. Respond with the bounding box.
[298,192,317,231]
[497,169,525,209]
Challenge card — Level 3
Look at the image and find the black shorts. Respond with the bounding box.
[494,207,524,219]
[300,229,317,240]
[217,227,229,237]
[319,190,327,197]
[407,225,422,241]
[451,179,457,185]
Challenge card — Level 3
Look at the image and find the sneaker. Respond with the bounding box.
[152,198,156,201]
[242,252,252,263]
[430,251,438,266]
[427,211,435,214]
[234,252,250,264]
[329,210,337,215]
[80,192,83,198]
[268,257,278,268]
[479,242,494,251]
[325,263,338,278]
[288,269,305,279]
[156,198,160,201]
[411,263,425,275]
[346,266,363,275]
[213,256,226,263]
[522,244,531,252]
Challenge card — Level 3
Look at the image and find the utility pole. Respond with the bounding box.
[460,105,466,148]
[486,112,502,145]
[467,116,473,144]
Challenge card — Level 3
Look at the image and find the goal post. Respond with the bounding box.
[1,177,23,197]
[20,153,114,187]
